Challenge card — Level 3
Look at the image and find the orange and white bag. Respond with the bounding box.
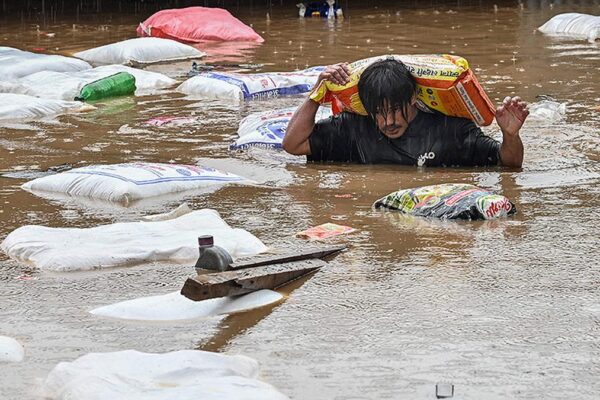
[310,54,496,126]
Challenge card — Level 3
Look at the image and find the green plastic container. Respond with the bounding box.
[75,72,136,102]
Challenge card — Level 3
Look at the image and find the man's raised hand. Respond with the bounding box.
[496,96,529,137]
[317,63,352,86]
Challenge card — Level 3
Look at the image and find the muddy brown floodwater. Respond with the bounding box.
[1,1,599,399]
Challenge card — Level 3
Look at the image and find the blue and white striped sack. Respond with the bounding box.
[177,66,325,101]
[231,106,332,150]
[21,162,249,204]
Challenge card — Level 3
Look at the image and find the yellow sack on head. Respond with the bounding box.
[310,54,496,126]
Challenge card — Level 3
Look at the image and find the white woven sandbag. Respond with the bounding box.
[177,66,324,101]
[0,93,91,121]
[538,13,600,42]
[74,37,205,66]
[231,106,332,150]
[42,350,290,400]
[0,336,24,362]
[1,209,268,271]
[21,162,248,204]
[15,65,175,100]
[0,46,91,79]
[90,290,283,321]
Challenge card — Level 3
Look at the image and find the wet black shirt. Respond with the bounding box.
[308,111,501,167]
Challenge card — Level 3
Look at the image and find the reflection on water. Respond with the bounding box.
[1,1,600,399]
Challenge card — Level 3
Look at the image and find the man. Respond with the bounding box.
[282,59,528,167]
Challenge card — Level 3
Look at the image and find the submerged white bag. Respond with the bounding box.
[177,66,324,101]
[74,37,205,66]
[0,46,91,79]
[13,65,175,100]
[22,162,248,204]
[90,290,282,321]
[231,106,332,149]
[1,208,268,271]
[43,350,289,400]
[0,336,25,363]
[538,13,600,42]
[0,93,92,121]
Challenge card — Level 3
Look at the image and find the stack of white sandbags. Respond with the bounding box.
[42,350,289,400]
[0,46,91,79]
[538,13,600,42]
[74,37,205,66]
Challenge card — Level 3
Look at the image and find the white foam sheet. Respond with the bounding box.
[11,65,176,100]
[538,13,600,42]
[22,162,248,204]
[177,67,324,101]
[0,336,25,362]
[232,106,332,149]
[0,93,92,121]
[74,37,205,66]
[90,290,283,321]
[0,46,91,79]
[42,350,290,400]
[1,209,268,272]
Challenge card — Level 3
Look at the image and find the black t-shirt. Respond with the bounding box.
[308,110,501,167]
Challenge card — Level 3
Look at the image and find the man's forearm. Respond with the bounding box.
[499,134,524,167]
[282,98,320,155]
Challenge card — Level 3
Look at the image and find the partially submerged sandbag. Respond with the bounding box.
[177,66,324,101]
[0,93,92,121]
[374,183,516,220]
[231,106,332,150]
[22,162,248,204]
[137,7,264,43]
[538,13,600,42]
[74,37,205,66]
[310,54,496,126]
[1,209,267,271]
[75,72,136,101]
[90,290,282,321]
[0,336,24,362]
[0,46,91,79]
[16,65,174,100]
[42,350,290,400]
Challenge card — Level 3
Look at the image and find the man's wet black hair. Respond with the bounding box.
[358,59,417,122]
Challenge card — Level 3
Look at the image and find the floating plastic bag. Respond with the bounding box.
[137,7,264,43]
[310,54,496,126]
[528,100,567,123]
[373,183,516,220]
[0,46,91,79]
[177,66,325,101]
[75,72,136,101]
[0,336,24,362]
[74,37,205,66]
[0,93,92,121]
[1,209,267,271]
[538,13,600,42]
[22,162,248,204]
[42,350,290,400]
[14,65,175,100]
[90,290,282,321]
[231,106,332,149]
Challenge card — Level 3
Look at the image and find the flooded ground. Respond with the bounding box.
[1,1,599,399]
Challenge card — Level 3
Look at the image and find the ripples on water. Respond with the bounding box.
[1,2,599,399]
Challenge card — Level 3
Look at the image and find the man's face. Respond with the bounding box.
[375,106,410,139]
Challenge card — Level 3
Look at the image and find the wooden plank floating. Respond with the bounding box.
[228,245,346,270]
[181,259,326,302]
